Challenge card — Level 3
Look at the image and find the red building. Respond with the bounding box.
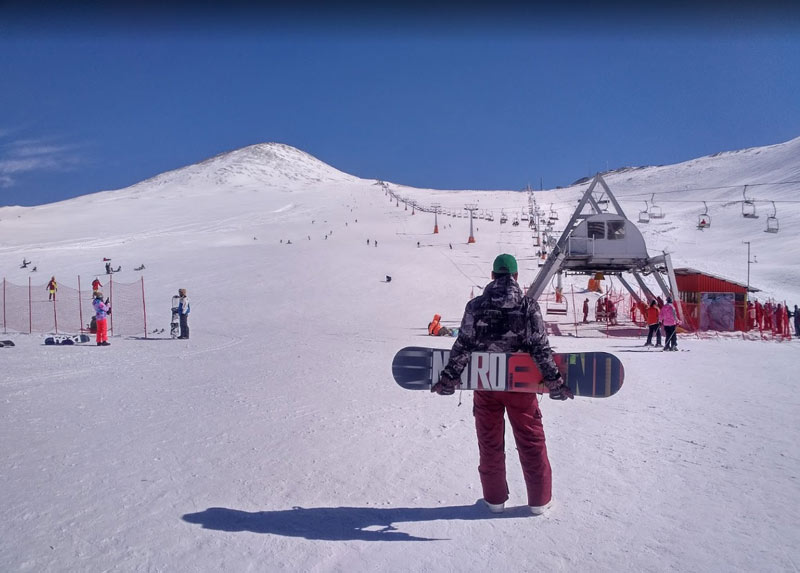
[674,268,759,332]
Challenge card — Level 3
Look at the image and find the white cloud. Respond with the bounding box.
[0,156,63,173]
[9,143,75,158]
[0,137,84,184]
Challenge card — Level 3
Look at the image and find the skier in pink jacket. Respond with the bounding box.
[659,297,680,351]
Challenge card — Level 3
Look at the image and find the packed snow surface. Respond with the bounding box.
[1,138,799,572]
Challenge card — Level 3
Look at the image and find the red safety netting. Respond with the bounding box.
[2,276,148,337]
[538,281,794,342]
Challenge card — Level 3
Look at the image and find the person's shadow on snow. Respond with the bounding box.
[182,501,529,542]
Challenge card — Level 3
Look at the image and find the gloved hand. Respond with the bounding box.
[545,377,574,400]
[431,373,460,395]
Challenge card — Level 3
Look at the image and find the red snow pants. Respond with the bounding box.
[95,317,108,344]
[473,390,552,507]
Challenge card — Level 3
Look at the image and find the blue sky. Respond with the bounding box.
[1,3,799,206]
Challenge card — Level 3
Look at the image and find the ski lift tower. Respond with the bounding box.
[527,185,536,221]
[526,173,683,321]
[432,203,441,234]
[465,204,479,244]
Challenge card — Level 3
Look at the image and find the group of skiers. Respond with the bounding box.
[583,297,618,325]
[33,274,190,346]
[84,280,189,345]
[747,300,796,336]
[581,294,684,349]
[20,258,37,272]
[89,286,189,344]
[643,297,682,350]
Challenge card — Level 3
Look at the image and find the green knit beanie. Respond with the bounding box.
[492,253,518,275]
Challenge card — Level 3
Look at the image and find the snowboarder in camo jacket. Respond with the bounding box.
[432,253,572,516]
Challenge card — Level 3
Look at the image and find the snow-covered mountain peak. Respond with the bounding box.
[128,141,360,193]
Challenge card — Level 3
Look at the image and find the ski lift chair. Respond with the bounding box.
[648,193,665,219]
[697,201,711,230]
[765,201,779,233]
[546,300,568,315]
[638,202,651,224]
[742,186,758,219]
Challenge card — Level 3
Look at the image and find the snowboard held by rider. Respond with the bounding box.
[431,253,572,516]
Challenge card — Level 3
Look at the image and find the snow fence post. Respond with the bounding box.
[109,275,114,336]
[141,276,148,339]
[28,276,32,334]
[78,275,83,333]
[571,284,578,337]
[52,290,58,334]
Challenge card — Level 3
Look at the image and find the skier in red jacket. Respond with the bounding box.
[644,300,662,347]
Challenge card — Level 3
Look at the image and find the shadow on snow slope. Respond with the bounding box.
[183,501,532,542]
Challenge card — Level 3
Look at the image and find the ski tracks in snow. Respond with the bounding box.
[173,331,245,360]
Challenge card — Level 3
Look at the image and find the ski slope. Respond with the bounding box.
[1,137,799,572]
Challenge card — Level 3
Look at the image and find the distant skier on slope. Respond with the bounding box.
[46,276,58,301]
[431,254,572,516]
[177,288,190,339]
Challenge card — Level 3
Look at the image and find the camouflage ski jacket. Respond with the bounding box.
[442,274,561,383]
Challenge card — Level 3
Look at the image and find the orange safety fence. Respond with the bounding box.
[2,276,148,337]
[540,284,795,342]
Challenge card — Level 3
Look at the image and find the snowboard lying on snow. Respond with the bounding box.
[44,334,92,345]
[0,339,15,347]
[392,346,624,398]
